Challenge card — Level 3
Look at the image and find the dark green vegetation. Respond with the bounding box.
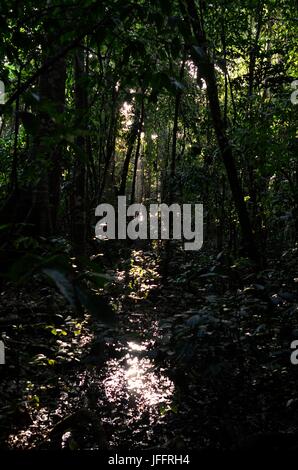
[0,0,297,452]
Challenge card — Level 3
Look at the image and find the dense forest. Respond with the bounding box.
[0,0,297,457]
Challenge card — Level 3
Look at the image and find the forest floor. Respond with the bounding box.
[0,243,298,451]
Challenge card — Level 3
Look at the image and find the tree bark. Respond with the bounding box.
[181,0,260,263]
[171,58,185,180]
[118,99,142,196]
[71,48,87,255]
[32,52,66,237]
[130,94,145,204]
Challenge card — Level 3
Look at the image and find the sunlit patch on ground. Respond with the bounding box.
[103,341,174,407]
[99,339,174,447]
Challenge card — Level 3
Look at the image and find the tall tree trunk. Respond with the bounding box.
[118,100,142,196]
[181,0,260,263]
[47,57,67,232]
[71,48,87,255]
[171,59,185,180]
[99,81,119,202]
[246,2,264,252]
[247,2,263,104]
[11,71,21,192]
[130,94,145,204]
[32,53,66,237]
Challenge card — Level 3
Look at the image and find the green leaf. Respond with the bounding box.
[86,272,112,288]
[42,268,76,306]
[75,285,116,325]
[7,253,42,283]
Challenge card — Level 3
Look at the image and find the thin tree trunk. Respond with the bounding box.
[47,57,67,231]
[99,82,119,201]
[220,17,228,127]
[181,0,260,263]
[118,101,141,196]
[130,94,145,204]
[71,48,87,255]
[11,70,21,192]
[171,57,185,180]
[248,2,263,104]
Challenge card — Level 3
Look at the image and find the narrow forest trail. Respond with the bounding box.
[2,245,298,451]
[71,246,204,449]
[84,304,175,449]
[78,250,175,449]
[2,248,187,450]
